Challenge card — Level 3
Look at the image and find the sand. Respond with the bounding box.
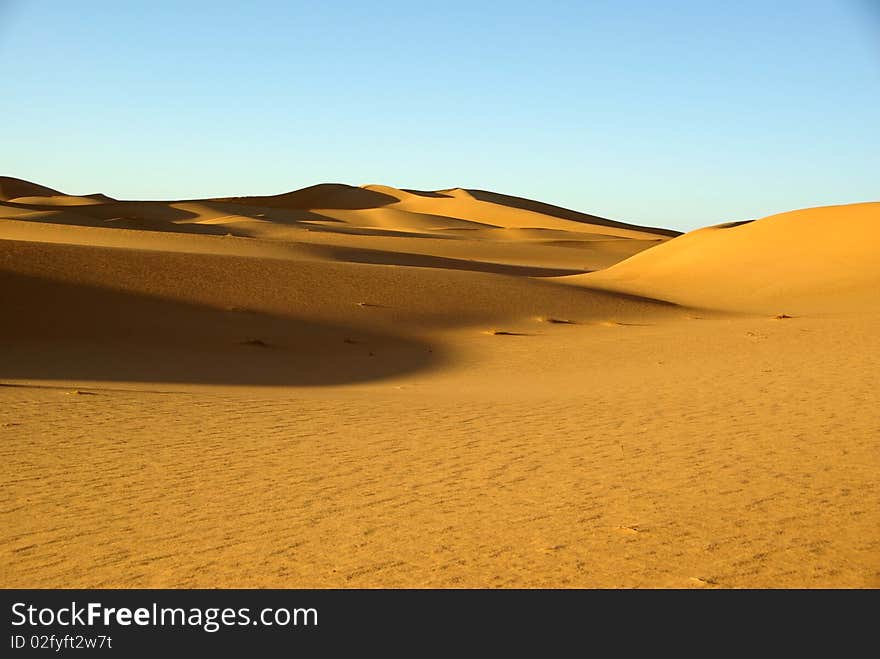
[1,177,877,588]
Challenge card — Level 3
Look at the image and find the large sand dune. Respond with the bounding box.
[570,202,880,314]
[1,177,877,588]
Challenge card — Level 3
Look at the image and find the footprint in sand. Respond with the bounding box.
[614,525,644,535]
[240,338,272,348]
[536,316,577,325]
[599,320,648,327]
[540,544,568,553]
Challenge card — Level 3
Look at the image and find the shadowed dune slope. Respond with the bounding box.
[567,202,880,314]
[213,183,401,210]
[0,269,444,386]
[460,187,679,237]
[0,176,63,201]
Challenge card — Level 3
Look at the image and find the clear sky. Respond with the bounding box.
[1,0,878,231]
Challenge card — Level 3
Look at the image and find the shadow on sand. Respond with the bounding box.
[0,271,445,387]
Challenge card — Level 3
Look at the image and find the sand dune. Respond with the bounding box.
[1,176,878,588]
[570,202,880,314]
[213,181,675,236]
[208,182,678,244]
[7,193,116,206]
[0,175,63,201]
[0,177,676,273]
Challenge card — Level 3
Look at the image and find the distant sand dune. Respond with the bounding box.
[0,176,679,274]
[213,182,401,210]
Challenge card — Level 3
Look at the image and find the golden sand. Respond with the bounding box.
[1,177,877,587]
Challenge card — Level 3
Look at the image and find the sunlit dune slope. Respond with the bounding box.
[567,202,880,314]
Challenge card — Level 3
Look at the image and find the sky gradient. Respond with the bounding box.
[2,0,878,231]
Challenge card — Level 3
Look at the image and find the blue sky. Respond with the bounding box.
[1,0,878,231]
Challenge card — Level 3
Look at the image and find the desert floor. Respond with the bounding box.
[2,177,877,587]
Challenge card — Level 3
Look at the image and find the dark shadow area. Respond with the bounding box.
[0,271,445,386]
[209,183,399,210]
[568,282,682,309]
[538,239,652,249]
[466,189,681,237]
[94,218,232,236]
[277,221,454,240]
[1,199,201,222]
[401,189,454,199]
[2,199,354,239]
[0,202,237,237]
[715,219,755,229]
[82,193,118,202]
[70,200,202,222]
[301,243,587,277]
[0,176,63,201]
